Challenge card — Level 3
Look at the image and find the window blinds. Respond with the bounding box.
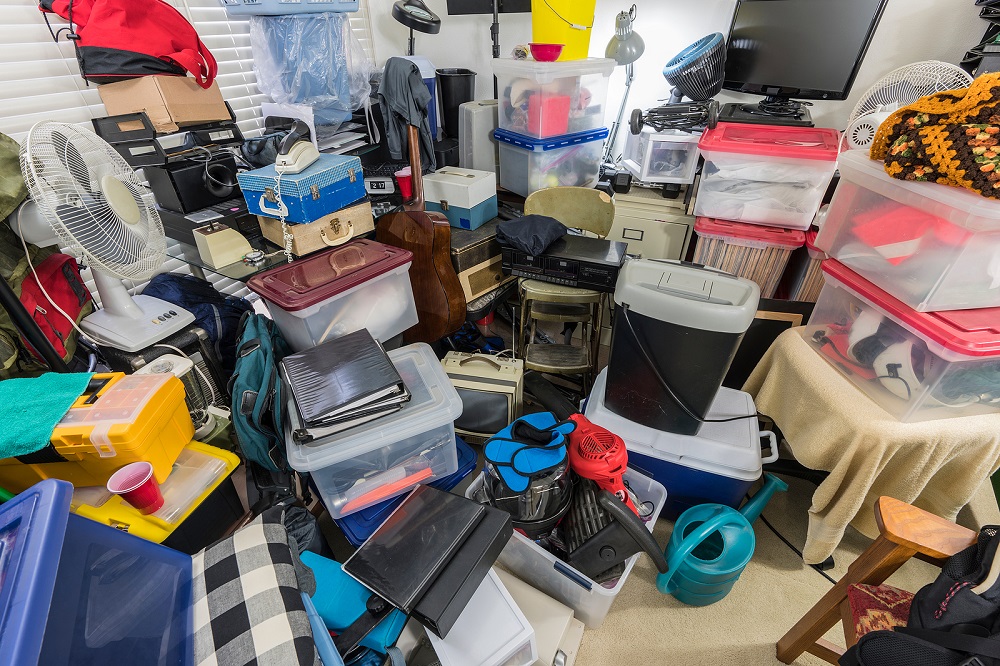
[0,0,376,144]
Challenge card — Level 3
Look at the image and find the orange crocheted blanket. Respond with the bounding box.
[869,71,1000,198]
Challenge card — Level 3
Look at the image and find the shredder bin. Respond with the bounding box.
[605,259,759,435]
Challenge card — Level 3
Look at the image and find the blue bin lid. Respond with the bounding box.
[493,127,609,152]
[0,479,73,666]
[335,436,478,546]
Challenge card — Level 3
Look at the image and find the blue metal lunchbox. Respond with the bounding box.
[237,153,366,224]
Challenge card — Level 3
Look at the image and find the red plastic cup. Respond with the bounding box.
[107,462,164,515]
[395,167,413,200]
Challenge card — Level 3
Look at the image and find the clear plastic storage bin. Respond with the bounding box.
[804,259,1000,422]
[785,229,827,303]
[694,123,840,230]
[622,128,701,184]
[816,150,1000,312]
[492,58,615,139]
[495,128,608,197]
[466,467,666,629]
[692,217,805,298]
[248,240,417,351]
[286,343,463,518]
[219,0,359,16]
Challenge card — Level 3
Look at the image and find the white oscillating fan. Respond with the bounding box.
[19,122,195,352]
[844,61,972,151]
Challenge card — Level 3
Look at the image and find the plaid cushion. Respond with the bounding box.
[191,511,319,666]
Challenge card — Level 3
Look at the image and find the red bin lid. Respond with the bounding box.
[694,217,806,249]
[698,122,841,161]
[822,259,1000,357]
[248,239,413,312]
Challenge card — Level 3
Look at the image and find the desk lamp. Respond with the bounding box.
[393,0,441,57]
[603,5,644,165]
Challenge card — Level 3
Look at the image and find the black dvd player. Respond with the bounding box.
[501,234,628,293]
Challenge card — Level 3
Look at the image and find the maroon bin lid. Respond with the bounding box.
[822,259,1000,357]
[247,239,413,312]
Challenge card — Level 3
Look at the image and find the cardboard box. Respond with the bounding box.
[98,77,230,134]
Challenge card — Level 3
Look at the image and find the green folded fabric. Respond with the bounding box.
[0,372,94,459]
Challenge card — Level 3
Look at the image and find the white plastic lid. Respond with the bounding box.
[837,150,1000,233]
[491,57,616,83]
[284,343,463,472]
[585,370,766,481]
[614,259,760,335]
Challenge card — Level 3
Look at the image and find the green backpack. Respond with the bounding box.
[229,313,291,472]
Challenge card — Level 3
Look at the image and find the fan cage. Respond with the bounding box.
[20,122,168,281]
[848,61,974,123]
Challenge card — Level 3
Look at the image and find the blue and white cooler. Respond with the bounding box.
[237,153,366,224]
[422,167,498,230]
[585,368,777,520]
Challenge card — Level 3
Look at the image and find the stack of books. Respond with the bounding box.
[282,328,410,442]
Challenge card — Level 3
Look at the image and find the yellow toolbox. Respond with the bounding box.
[71,440,241,545]
[0,372,194,492]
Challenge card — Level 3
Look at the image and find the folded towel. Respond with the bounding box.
[0,372,94,459]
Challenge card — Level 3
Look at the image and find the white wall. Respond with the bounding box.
[369,0,984,151]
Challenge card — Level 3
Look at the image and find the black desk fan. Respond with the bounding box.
[629,33,727,135]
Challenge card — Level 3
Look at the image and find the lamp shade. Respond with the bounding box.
[393,0,441,35]
[605,7,644,66]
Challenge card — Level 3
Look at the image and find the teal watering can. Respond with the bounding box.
[657,473,788,606]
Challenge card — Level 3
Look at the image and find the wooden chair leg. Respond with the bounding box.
[840,596,859,650]
[775,535,917,664]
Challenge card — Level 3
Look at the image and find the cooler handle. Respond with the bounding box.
[759,430,779,464]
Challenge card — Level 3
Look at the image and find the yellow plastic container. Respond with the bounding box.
[531,0,598,61]
[71,440,240,543]
[0,372,194,492]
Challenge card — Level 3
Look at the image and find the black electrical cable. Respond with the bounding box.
[620,306,758,424]
[757,509,837,585]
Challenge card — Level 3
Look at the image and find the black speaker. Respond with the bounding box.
[145,153,239,214]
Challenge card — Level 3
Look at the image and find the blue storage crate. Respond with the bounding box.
[0,479,193,666]
[334,436,478,546]
[220,0,360,17]
[238,153,366,224]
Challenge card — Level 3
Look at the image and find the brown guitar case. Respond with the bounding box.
[377,126,467,344]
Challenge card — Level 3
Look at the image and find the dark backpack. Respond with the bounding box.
[229,313,291,473]
[143,274,253,375]
[842,526,1000,666]
[39,0,217,87]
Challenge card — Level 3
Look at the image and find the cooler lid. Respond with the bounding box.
[694,217,806,250]
[614,259,760,335]
[493,127,609,152]
[698,122,840,161]
[248,240,413,312]
[836,151,1000,230]
[490,57,616,83]
[822,259,1000,357]
[0,479,72,666]
[585,371,765,481]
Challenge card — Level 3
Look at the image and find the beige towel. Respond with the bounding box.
[743,328,1000,564]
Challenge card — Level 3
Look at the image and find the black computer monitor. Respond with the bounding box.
[720,0,888,126]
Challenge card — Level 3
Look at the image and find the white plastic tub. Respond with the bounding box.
[492,58,615,139]
[286,343,463,518]
[247,240,417,351]
[466,467,666,629]
[817,150,1000,311]
[494,128,608,197]
[694,123,840,230]
[622,128,701,184]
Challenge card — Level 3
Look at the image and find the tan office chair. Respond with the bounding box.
[775,497,977,664]
[517,187,615,391]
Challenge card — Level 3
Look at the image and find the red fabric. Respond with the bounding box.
[40,0,217,88]
[848,583,915,638]
[18,254,92,361]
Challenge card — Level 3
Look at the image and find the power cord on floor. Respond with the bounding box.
[757,509,837,585]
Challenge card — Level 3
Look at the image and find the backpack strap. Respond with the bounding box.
[896,627,1000,661]
[166,39,217,89]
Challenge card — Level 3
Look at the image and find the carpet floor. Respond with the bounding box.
[572,475,1000,666]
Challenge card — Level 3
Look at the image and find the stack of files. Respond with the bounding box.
[282,328,410,441]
